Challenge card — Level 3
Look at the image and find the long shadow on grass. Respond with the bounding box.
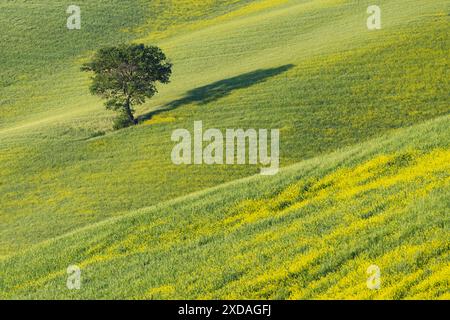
[138,64,294,122]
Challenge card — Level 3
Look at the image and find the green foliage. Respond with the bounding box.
[82,44,172,125]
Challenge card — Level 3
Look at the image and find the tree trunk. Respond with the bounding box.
[124,98,137,125]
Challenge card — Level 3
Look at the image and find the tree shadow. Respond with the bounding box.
[138,64,294,122]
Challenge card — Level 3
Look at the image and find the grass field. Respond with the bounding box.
[1,115,448,299]
[0,0,449,299]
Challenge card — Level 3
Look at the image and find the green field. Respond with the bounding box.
[0,0,449,299]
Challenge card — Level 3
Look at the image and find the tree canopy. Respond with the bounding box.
[82,44,172,128]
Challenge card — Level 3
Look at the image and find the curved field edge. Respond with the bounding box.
[0,115,448,299]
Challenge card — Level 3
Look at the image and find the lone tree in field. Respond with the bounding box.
[82,44,172,129]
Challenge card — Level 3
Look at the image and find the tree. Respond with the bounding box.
[82,44,172,128]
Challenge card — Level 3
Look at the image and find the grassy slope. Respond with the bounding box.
[0,0,257,128]
[0,0,449,299]
[1,0,448,257]
[0,115,448,299]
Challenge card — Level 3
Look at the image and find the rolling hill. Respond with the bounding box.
[0,0,449,299]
